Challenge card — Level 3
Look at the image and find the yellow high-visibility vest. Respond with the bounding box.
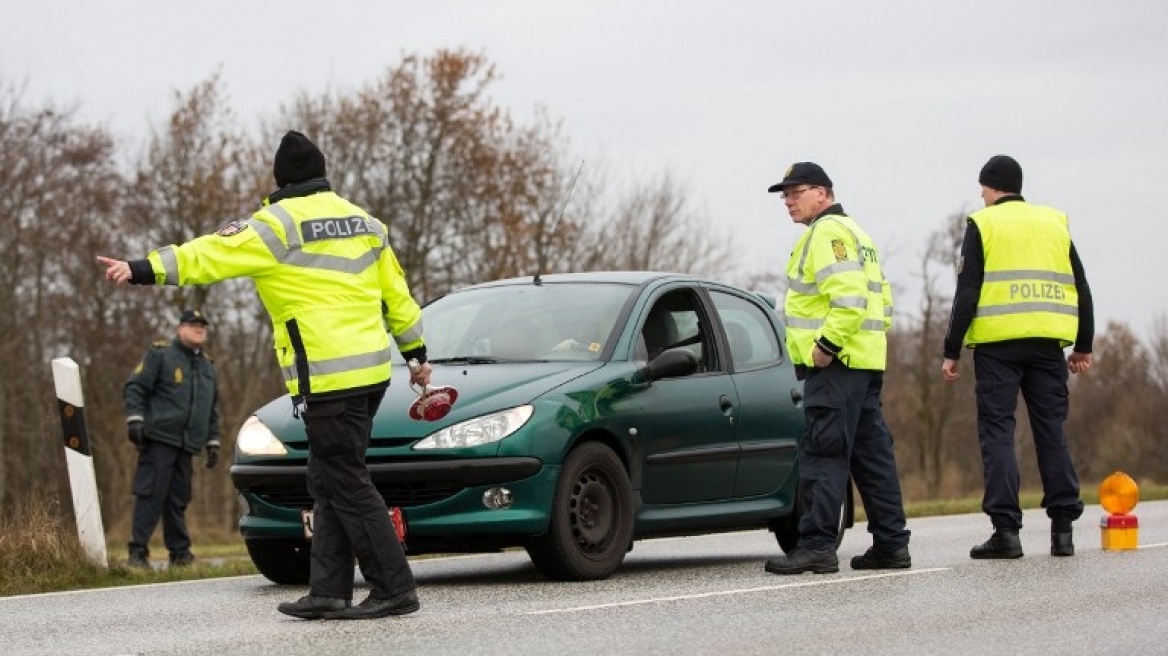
[147,191,424,399]
[965,201,1078,347]
[783,213,892,371]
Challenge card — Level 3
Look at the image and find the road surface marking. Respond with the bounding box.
[527,568,949,615]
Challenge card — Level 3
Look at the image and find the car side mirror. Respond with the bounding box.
[646,348,699,380]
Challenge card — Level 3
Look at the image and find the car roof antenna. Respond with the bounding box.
[534,159,584,286]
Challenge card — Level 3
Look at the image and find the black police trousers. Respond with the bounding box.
[797,361,910,551]
[129,441,193,558]
[973,339,1083,531]
[303,386,416,601]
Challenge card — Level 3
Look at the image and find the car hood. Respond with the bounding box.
[254,360,605,442]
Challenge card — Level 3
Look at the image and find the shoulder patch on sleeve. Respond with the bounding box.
[831,239,849,262]
[216,219,250,237]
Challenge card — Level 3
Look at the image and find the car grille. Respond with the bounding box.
[256,482,464,509]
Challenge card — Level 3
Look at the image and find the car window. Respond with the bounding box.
[418,282,634,361]
[709,290,783,370]
[637,288,719,372]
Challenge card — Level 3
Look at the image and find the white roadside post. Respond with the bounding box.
[51,357,109,568]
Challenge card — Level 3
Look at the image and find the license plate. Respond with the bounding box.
[301,507,407,544]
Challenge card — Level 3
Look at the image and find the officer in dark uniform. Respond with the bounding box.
[124,309,221,568]
[942,155,1094,558]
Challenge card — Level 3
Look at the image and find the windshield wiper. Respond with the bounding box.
[428,356,502,364]
[428,356,549,365]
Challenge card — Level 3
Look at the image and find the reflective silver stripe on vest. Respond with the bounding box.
[816,259,862,284]
[394,320,424,346]
[983,269,1076,285]
[788,278,818,295]
[868,281,884,293]
[266,204,302,249]
[786,315,887,333]
[786,316,824,330]
[280,346,395,383]
[158,246,180,285]
[830,296,868,309]
[975,302,1079,318]
[250,213,385,275]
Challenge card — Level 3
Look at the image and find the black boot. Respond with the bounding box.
[127,549,151,570]
[851,545,911,570]
[764,548,839,575]
[1051,529,1074,557]
[339,589,421,619]
[970,530,1023,559]
[277,594,350,620]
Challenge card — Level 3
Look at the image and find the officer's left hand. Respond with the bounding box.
[205,445,220,469]
[811,344,834,368]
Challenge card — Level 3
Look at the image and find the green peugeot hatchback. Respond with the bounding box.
[230,271,850,583]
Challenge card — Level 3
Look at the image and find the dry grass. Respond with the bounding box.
[0,497,255,598]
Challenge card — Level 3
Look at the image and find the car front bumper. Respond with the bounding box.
[232,457,561,548]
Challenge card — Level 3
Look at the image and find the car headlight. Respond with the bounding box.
[413,405,534,450]
[235,415,288,456]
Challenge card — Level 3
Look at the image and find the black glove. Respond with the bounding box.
[127,421,145,449]
[205,445,220,469]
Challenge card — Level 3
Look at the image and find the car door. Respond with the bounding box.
[708,289,803,498]
[632,287,739,505]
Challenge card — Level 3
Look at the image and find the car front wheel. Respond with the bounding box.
[246,538,311,585]
[526,442,634,581]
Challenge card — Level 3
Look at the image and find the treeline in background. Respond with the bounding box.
[1,49,1164,545]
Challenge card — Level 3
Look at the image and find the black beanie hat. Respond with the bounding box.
[978,155,1023,194]
[273,131,326,187]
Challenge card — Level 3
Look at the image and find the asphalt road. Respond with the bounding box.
[2,501,1166,656]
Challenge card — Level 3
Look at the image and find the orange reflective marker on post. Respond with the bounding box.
[1099,471,1139,551]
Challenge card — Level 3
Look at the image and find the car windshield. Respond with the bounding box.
[415,281,635,362]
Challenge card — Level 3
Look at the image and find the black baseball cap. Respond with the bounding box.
[767,162,833,193]
[180,309,209,326]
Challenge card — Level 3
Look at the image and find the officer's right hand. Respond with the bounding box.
[127,420,145,449]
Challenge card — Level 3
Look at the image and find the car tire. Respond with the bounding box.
[525,442,634,581]
[770,478,853,554]
[246,538,311,585]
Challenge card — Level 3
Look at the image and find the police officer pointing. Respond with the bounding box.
[763,162,911,575]
[942,154,1094,559]
[99,131,431,619]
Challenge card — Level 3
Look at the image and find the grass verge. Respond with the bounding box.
[0,499,256,598]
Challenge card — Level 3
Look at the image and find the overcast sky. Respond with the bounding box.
[4,0,1166,340]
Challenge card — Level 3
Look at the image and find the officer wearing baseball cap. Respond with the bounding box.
[180,309,209,325]
[766,161,834,193]
[763,161,911,575]
[123,308,220,569]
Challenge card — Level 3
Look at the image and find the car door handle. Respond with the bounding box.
[790,387,803,404]
[719,395,734,415]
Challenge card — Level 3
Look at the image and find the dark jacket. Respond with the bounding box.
[124,338,220,453]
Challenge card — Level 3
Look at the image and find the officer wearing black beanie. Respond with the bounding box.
[941,154,1095,561]
[273,131,327,188]
[98,129,429,620]
[978,154,1023,194]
